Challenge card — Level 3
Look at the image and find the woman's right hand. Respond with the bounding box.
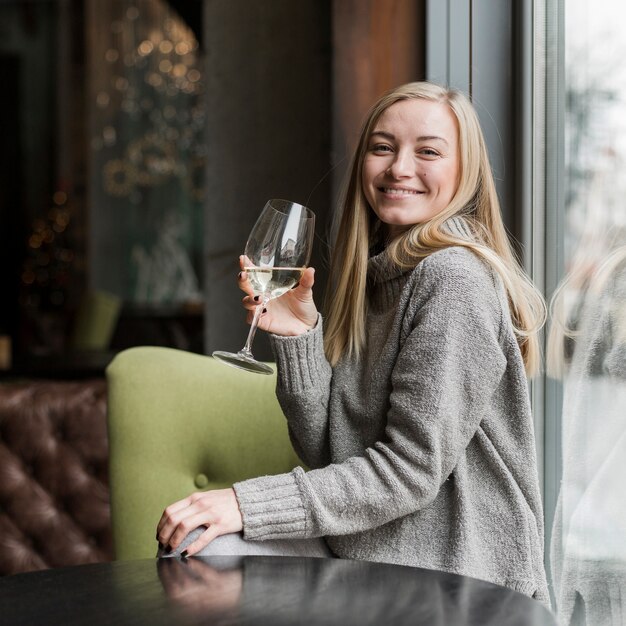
[238,256,319,337]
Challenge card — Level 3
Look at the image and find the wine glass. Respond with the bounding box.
[212,199,315,375]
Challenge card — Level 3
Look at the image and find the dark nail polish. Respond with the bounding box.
[158,542,164,550]
[181,550,188,560]
[253,295,260,302]
[165,545,172,553]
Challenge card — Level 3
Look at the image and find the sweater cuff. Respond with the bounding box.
[233,469,307,540]
[269,314,329,393]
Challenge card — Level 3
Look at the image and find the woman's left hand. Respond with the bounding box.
[156,488,243,556]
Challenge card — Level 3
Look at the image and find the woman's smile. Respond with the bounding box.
[378,186,424,197]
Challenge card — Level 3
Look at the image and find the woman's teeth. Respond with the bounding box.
[382,188,420,195]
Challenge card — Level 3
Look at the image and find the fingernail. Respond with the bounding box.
[253,295,260,302]
[158,542,164,550]
[165,545,172,553]
[181,550,188,560]
[262,308,267,314]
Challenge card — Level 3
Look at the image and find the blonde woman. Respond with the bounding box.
[157,82,550,604]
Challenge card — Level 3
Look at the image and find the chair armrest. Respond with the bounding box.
[106,346,301,560]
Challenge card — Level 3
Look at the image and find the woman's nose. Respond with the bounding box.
[387,150,413,178]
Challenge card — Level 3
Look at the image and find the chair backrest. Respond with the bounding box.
[106,346,301,560]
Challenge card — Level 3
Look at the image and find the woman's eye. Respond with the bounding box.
[371,144,393,153]
[419,148,439,157]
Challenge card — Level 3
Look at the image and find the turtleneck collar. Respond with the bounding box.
[367,247,406,283]
[366,216,476,310]
[368,216,475,279]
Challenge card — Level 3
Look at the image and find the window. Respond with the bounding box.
[426,3,626,621]
[541,1,626,623]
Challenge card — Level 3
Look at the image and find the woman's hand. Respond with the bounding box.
[238,256,319,336]
[156,488,243,557]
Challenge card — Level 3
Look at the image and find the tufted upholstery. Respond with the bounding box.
[0,380,113,575]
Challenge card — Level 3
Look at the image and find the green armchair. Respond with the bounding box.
[105,347,301,560]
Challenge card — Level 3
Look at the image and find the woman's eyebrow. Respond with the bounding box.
[416,135,449,144]
[370,130,395,140]
[370,131,448,145]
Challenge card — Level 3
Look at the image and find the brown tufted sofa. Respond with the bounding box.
[0,379,113,575]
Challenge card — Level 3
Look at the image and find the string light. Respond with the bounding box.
[82,2,207,306]
[158,40,173,54]
[20,190,77,318]
[138,40,153,56]
[94,2,205,203]
[103,160,137,197]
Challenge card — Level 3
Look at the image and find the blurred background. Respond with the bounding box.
[0,1,625,624]
[0,0,424,374]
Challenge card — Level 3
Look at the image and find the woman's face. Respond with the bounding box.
[362,98,460,239]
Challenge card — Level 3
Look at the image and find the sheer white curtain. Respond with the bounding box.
[546,2,626,623]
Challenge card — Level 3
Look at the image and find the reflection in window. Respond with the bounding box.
[548,2,626,624]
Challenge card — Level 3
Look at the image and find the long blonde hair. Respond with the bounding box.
[324,82,546,375]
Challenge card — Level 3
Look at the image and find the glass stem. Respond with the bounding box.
[240,296,269,357]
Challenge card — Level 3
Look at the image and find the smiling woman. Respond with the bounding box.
[157,81,550,608]
[362,99,460,237]
[324,82,545,372]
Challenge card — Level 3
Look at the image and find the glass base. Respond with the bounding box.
[212,350,274,375]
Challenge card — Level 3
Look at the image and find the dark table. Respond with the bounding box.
[0,556,556,625]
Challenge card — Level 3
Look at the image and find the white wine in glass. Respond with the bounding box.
[212,199,315,374]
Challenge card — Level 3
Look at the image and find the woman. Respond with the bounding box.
[157,82,550,603]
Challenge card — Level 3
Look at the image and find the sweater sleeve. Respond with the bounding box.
[234,253,509,540]
[268,314,333,468]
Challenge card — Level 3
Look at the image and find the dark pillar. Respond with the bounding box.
[203,1,332,359]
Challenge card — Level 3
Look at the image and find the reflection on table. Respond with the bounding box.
[0,556,556,626]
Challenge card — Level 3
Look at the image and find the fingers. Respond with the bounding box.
[157,489,243,556]
[238,256,254,297]
[157,501,200,549]
[298,267,315,291]
[157,496,194,537]
[167,511,213,552]
[242,294,262,310]
[238,271,253,296]
[182,524,223,557]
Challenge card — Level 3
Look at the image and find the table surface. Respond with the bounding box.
[0,556,556,626]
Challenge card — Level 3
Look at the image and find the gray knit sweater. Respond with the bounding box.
[233,221,550,603]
